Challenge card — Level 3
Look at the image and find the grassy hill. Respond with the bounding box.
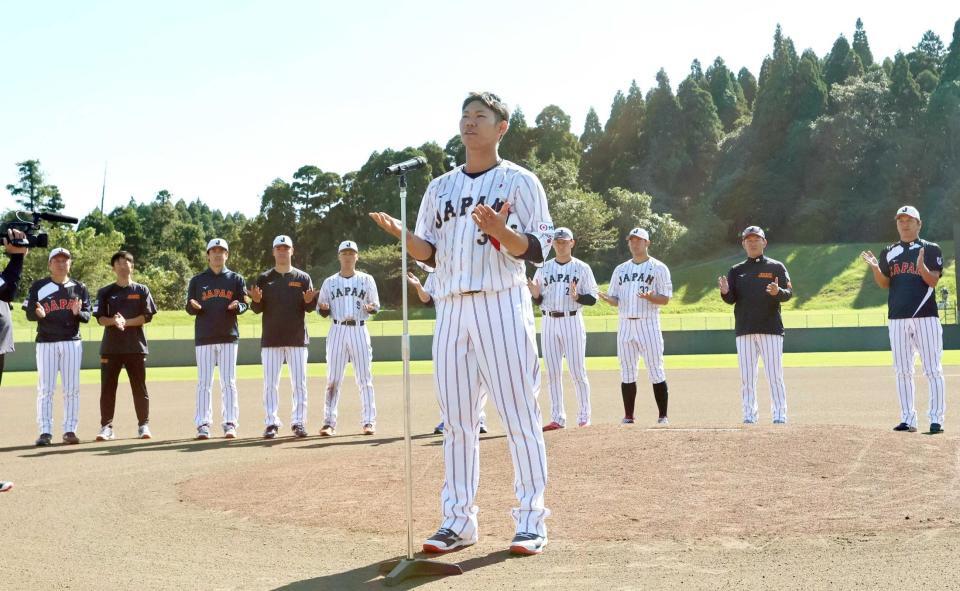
[9,242,956,341]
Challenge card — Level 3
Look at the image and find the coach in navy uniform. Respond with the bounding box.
[187,238,248,439]
[718,226,793,424]
[248,234,317,439]
[861,205,946,434]
[93,250,158,441]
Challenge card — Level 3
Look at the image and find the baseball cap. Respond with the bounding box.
[206,238,228,252]
[272,235,293,248]
[338,240,359,253]
[554,227,574,240]
[895,205,920,221]
[741,226,766,240]
[627,227,650,241]
[48,247,71,262]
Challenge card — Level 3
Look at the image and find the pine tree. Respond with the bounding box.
[706,57,748,131]
[941,18,960,84]
[796,49,828,120]
[738,67,758,109]
[852,18,874,67]
[844,50,865,79]
[890,51,922,119]
[824,35,852,85]
[640,69,688,206]
[580,108,602,153]
[677,75,722,196]
[908,30,946,78]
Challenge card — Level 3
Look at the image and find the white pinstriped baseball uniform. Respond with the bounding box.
[415,159,554,540]
[319,271,379,428]
[608,257,672,384]
[532,257,598,426]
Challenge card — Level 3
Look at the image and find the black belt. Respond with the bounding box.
[461,290,482,296]
[547,310,577,318]
[333,320,364,326]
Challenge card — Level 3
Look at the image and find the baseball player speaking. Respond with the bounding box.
[187,238,248,440]
[26,248,91,446]
[94,251,159,441]
[317,240,380,436]
[599,228,673,425]
[249,235,317,439]
[719,226,793,424]
[529,227,599,430]
[370,91,554,556]
[861,206,946,434]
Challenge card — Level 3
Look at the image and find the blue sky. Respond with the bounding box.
[1,1,956,218]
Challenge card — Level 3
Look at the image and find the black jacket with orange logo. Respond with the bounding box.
[186,267,248,345]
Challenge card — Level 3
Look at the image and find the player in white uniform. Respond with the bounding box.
[861,206,946,434]
[317,240,380,436]
[25,248,91,446]
[370,91,553,556]
[599,228,673,425]
[407,271,489,435]
[528,227,599,430]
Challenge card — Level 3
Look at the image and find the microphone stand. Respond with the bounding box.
[380,173,462,585]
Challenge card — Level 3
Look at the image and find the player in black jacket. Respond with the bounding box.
[186,238,248,439]
[25,248,91,445]
[719,226,793,424]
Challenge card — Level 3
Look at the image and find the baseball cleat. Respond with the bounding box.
[96,425,115,441]
[362,424,375,436]
[930,423,944,434]
[263,425,279,439]
[319,425,335,437]
[292,424,308,438]
[893,423,917,432]
[433,422,444,435]
[509,532,547,555]
[196,424,211,440]
[224,423,237,439]
[422,528,477,553]
[138,425,152,439]
[62,432,80,445]
[542,421,564,432]
[772,419,786,425]
[35,433,52,446]
[479,424,488,434]
[0,481,13,493]
[657,417,669,425]
[621,417,635,425]
[578,421,590,427]
[743,418,757,424]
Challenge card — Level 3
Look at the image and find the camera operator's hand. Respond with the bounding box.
[69,298,81,316]
[113,313,126,331]
[34,302,46,319]
[4,229,28,255]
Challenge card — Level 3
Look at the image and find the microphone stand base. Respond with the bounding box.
[379,557,463,586]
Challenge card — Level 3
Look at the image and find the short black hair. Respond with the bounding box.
[462,91,509,122]
[110,250,134,265]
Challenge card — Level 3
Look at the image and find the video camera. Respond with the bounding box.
[0,210,79,248]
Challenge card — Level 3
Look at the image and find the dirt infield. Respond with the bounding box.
[2,366,959,589]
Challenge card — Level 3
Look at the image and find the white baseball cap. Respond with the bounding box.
[627,227,649,241]
[206,238,229,252]
[895,205,920,221]
[272,235,293,248]
[48,247,71,262]
[740,225,766,240]
[554,227,574,240]
[338,240,359,253]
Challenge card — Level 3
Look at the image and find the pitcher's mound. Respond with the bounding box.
[179,425,960,541]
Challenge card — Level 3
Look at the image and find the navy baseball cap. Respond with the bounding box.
[741,226,766,240]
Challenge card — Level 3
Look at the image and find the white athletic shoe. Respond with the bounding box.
[96,425,115,441]
[422,528,477,553]
[138,425,152,439]
[0,481,13,493]
[196,424,211,440]
[657,417,669,425]
[509,532,548,555]
[224,423,237,439]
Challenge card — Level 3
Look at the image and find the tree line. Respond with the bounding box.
[5,18,959,309]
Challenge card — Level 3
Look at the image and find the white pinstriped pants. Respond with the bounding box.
[35,340,83,435]
[542,314,590,426]
[261,346,309,427]
[433,285,549,539]
[324,324,376,428]
[736,334,787,423]
[889,317,945,427]
[195,343,239,429]
[617,317,666,384]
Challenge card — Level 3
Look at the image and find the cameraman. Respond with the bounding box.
[1,228,28,494]
[0,228,29,384]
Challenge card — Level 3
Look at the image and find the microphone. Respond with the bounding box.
[383,156,427,176]
[38,212,80,225]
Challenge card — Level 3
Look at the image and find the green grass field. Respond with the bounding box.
[10,242,956,341]
[3,351,959,387]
